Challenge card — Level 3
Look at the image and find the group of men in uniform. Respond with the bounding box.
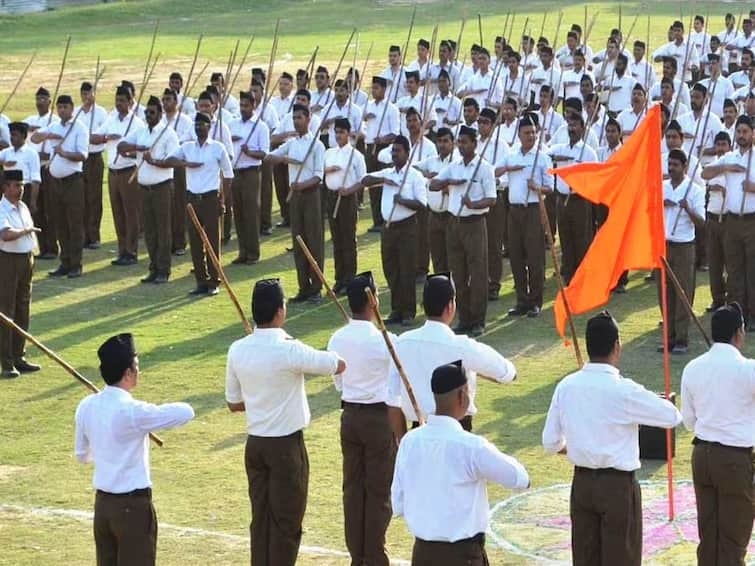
[2,9,754,566]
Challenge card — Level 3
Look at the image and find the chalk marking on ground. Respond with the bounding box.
[0,502,410,565]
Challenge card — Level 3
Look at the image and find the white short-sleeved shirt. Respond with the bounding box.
[435,154,496,216]
[0,144,41,184]
[169,138,234,193]
[42,119,89,179]
[0,196,37,253]
[378,162,427,223]
[663,177,706,242]
[269,132,325,185]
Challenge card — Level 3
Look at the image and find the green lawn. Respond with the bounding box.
[0,1,753,565]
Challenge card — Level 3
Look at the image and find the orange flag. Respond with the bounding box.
[550,104,665,337]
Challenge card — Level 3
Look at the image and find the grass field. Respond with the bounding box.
[1,1,754,565]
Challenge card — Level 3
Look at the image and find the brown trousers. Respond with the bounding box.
[83,152,104,245]
[724,215,755,321]
[447,215,488,328]
[259,159,274,230]
[0,251,33,369]
[341,404,396,566]
[657,241,696,346]
[109,167,140,259]
[366,144,387,227]
[415,207,429,277]
[428,211,449,273]
[171,167,187,251]
[232,167,262,262]
[327,190,358,286]
[570,468,642,566]
[245,431,309,566]
[291,187,324,296]
[222,179,234,241]
[186,192,220,289]
[381,215,417,319]
[273,162,290,225]
[692,440,754,566]
[557,194,594,285]
[141,181,173,276]
[696,223,707,268]
[487,191,507,294]
[411,535,489,566]
[508,204,545,309]
[545,191,558,239]
[706,213,727,306]
[94,489,157,566]
[36,167,58,256]
[52,173,85,271]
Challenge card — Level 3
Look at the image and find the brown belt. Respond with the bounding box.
[341,401,388,410]
[96,487,152,498]
[141,179,172,191]
[574,466,635,478]
[109,166,136,175]
[186,190,218,201]
[693,437,753,454]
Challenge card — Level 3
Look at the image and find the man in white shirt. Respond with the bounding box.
[430,126,496,336]
[397,71,437,137]
[653,20,701,82]
[327,272,396,566]
[228,90,270,266]
[77,81,107,250]
[702,115,755,329]
[0,122,41,212]
[23,87,58,259]
[162,112,233,296]
[699,54,736,117]
[495,115,554,317]
[650,57,692,112]
[458,47,503,110]
[362,76,400,231]
[75,333,194,566]
[387,273,517,433]
[659,149,706,354]
[210,71,240,117]
[630,40,657,90]
[604,54,636,115]
[543,311,682,566]
[0,170,41,378]
[704,131,732,311]
[549,114,598,285]
[432,70,463,134]
[616,83,649,138]
[321,79,363,148]
[728,48,753,90]
[392,360,528,565]
[562,49,592,101]
[31,94,89,278]
[361,136,427,325]
[380,45,408,103]
[681,303,755,566]
[528,46,562,105]
[324,118,367,293]
[267,104,327,303]
[90,85,144,267]
[719,13,742,69]
[168,71,196,115]
[678,83,724,159]
[226,279,344,566]
[118,96,180,284]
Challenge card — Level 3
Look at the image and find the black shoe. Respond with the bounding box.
[384,314,402,325]
[332,283,344,295]
[222,236,231,246]
[468,324,485,337]
[67,268,82,278]
[15,360,41,373]
[488,289,499,301]
[613,284,627,294]
[260,227,273,236]
[671,344,688,355]
[86,241,101,250]
[206,287,219,296]
[288,293,310,304]
[285,247,293,253]
[307,293,323,305]
[112,256,137,266]
[154,274,169,284]
[507,306,528,316]
[367,225,384,233]
[400,317,415,327]
[36,252,57,260]
[141,273,158,283]
[501,249,510,258]
[453,324,469,334]
[706,302,724,313]
[657,342,675,353]
[697,265,709,273]
[1,367,20,379]
[231,257,247,265]
[526,306,541,318]
[174,248,186,256]
[188,287,208,296]
[244,258,259,265]
[276,220,290,228]
[48,265,68,277]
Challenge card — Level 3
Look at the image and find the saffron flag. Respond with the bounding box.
[550,104,666,337]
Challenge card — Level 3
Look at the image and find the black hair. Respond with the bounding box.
[585,311,619,358]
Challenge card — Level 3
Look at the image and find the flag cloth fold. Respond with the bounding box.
[549,104,665,337]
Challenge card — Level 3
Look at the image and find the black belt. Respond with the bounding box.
[725,212,755,220]
[385,214,416,228]
[430,210,450,217]
[416,532,485,545]
[666,240,695,246]
[453,214,486,223]
[186,191,218,200]
[96,487,152,498]
[509,202,538,208]
[574,466,635,478]
[341,401,388,410]
[0,249,32,257]
[234,165,261,172]
[88,151,104,156]
[57,172,82,181]
[692,437,753,454]
[109,166,136,175]
[558,192,583,201]
[141,179,172,191]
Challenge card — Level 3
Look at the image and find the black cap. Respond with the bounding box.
[98,333,137,384]
[281,71,294,81]
[479,108,497,121]
[8,121,28,135]
[736,115,753,129]
[239,90,253,102]
[346,271,375,312]
[431,360,467,394]
[194,112,212,124]
[115,86,131,97]
[80,81,93,92]
[438,69,450,80]
[372,76,387,87]
[418,38,430,49]
[146,95,162,108]
[163,88,177,98]
[692,83,708,95]
[56,94,73,105]
[210,72,223,82]
[405,70,420,81]
[424,272,455,305]
[3,169,23,182]
[121,80,135,94]
[169,71,183,81]
[316,65,329,75]
[333,117,351,131]
[36,87,50,97]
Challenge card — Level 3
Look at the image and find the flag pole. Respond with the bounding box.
[660,259,675,522]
